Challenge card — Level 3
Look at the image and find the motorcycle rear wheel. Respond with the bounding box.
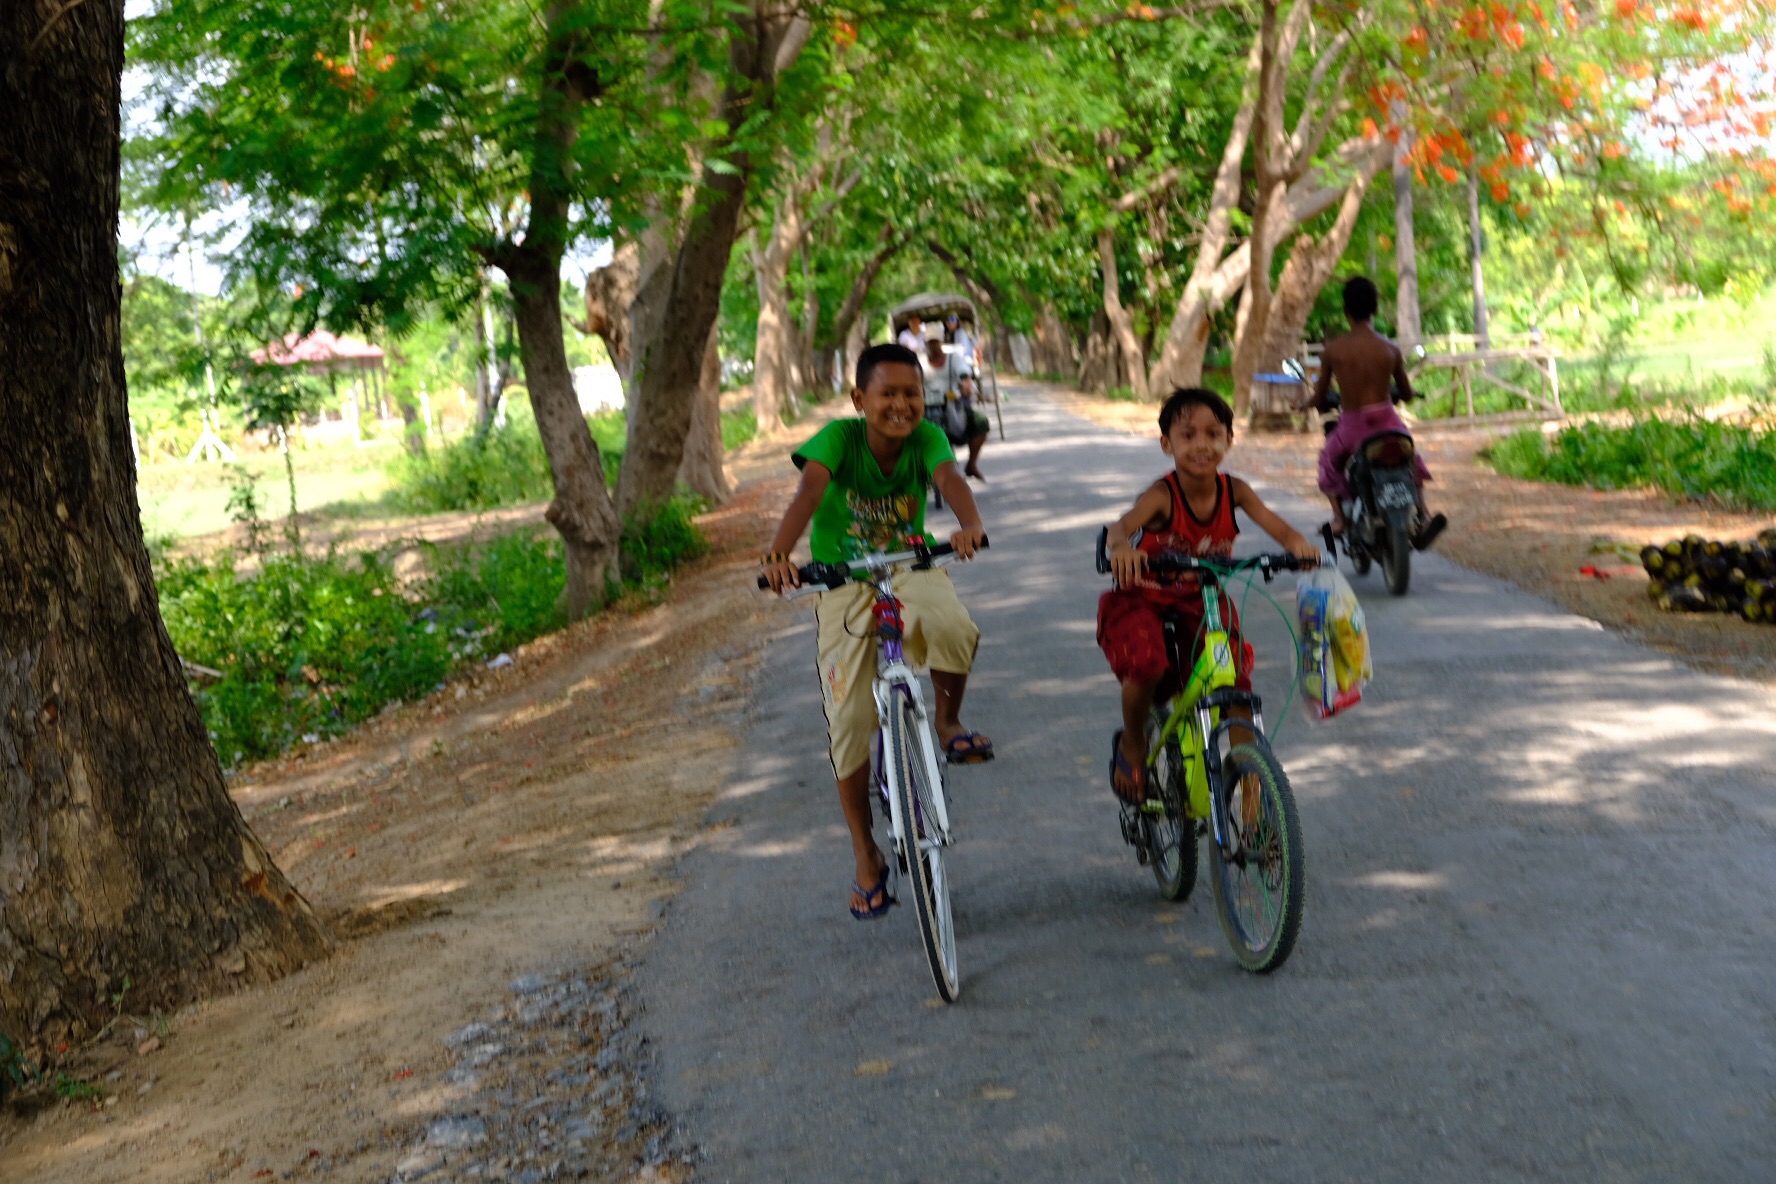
[1383,520,1411,595]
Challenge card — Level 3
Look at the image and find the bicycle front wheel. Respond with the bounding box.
[1208,738,1305,973]
[888,693,960,1002]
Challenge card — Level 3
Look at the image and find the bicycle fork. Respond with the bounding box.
[1200,701,1266,867]
[874,672,951,858]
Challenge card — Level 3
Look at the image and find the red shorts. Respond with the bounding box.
[1097,588,1253,692]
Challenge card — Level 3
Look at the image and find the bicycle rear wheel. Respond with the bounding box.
[1208,738,1305,973]
[1145,711,1197,902]
[888,692,960,1002]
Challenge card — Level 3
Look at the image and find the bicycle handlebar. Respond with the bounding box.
[757,536,988,595]
[1094,525,1310,583]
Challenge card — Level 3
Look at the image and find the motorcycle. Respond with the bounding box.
[1318,391,1427,597]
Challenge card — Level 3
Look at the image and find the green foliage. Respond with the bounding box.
[0,1031,33,1105]
[54,1074,105,1104]
[1482,413,1776,512]
[720,405,757,451]
[424,532,567,657]
[1102,385,1140,403]
[389,414,555,514]
[621,495,709,592]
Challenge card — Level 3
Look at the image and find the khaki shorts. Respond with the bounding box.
[814,567,980,780]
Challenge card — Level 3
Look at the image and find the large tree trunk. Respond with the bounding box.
[1032,304,1078,377]
[1148,31,1263,393]
[818,225,901,371]
[0,0,328,1045]
[1392,134,1422,346]
[1260,167,1379,371]
[473,282,497,431]
[675,325,731,502]
[1097,228,1149,398]
[1077,310,1127,394]
[750,200,803,433]
[494,1,624,619]
[620,9,810,515]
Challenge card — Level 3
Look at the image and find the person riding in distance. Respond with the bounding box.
[944,312,976,370]
[1299,276,1446,550]
[1098,388,1320,801]
[923,335,990,482]
[896,314,925,355]
[760,343,995,921]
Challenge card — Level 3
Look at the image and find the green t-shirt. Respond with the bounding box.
[793,418,956,563]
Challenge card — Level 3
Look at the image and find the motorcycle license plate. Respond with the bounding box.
[1376,481,1415,510]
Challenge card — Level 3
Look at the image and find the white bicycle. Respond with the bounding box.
[759,539,985,1002]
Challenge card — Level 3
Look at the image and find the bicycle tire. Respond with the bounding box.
[889,693,960,1002]
[1145,710,1197,902]
[1208,738,1305,973]
[1382,520,1411,595]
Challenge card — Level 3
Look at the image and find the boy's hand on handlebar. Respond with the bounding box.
[1108,537,1148,585]
[761,556,800,594]
[1285,537,1322,567]
[949,527,988,560]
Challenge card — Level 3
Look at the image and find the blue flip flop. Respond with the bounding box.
[944,731,995,765]
[1109,729,1147,804]
[849,865,895,921]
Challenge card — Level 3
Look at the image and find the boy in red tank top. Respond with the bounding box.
[1099,388,1320,801]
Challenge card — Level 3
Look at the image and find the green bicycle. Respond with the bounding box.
[1095,530,1309,974]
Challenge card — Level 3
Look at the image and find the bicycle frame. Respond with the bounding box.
[850,562,952,859]
[1149,578,1267,861]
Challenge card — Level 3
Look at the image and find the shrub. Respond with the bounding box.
[721,405,758,450]
[389,413,553,513]
[423,530,566,657]
[1481,412,1776,511]
[621,494,709,590]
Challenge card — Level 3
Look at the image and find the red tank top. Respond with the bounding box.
[1131,472,1239,601]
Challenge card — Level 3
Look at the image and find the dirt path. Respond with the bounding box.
[1043,384,1776,686]
[0,424,822,1182]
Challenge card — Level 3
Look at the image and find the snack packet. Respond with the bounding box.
[1297,564,1372,718]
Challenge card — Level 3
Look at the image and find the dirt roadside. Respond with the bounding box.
[0,416,831,1183]
[1040,383,1776,687]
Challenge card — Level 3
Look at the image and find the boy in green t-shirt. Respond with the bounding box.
[761,343,992,920]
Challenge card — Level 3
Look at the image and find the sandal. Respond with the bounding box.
[1109,729,1147,805]
[1412,512,1447,551]
[849,865,895,921]
[944,731,995,765]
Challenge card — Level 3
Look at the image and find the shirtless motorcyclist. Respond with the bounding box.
[1298,276,1446,550]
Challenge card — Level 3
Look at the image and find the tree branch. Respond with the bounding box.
[1111,166,1182,214]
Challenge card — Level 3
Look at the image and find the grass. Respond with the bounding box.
[1481,412,1776,512]
[158,496,709,766]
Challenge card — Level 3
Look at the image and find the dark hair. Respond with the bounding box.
[855,342,921,391]
[1159,387,1234,435]
[1342,275,1379,322]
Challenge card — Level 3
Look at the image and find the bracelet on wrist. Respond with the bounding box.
[761,551,789,566]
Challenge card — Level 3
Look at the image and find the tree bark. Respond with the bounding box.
[0,0,329,1045]
[819,225,901,363]
[750,199,804,433]
[1148,29,1263,394]
[620,7,809,516]
[493,1,624,619]
[578,240,642,377]
[675,325,731,503]
[1096,227,1149,398]
[1032,304,1078,377]
[1392,134,1422,346]
[1468,163,1490,348]
[1260,164,1379,371]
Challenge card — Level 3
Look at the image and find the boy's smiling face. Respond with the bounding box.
[1161,401,1231,479]
[853,361,924,444]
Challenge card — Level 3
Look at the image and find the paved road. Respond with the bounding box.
[637,389,1776,1182]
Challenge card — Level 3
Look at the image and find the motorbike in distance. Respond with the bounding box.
[1315,388,1431,597]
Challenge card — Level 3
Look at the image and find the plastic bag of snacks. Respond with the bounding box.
[1297,563,1371,718]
